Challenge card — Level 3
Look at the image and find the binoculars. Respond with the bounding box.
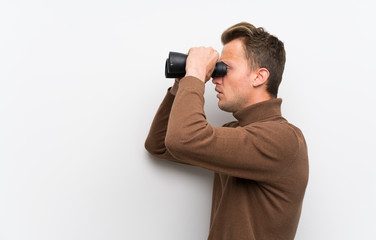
[165,52,227,78]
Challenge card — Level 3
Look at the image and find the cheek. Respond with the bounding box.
[223,68,250,88]
[225,74,250,97]
[226,75,247,90]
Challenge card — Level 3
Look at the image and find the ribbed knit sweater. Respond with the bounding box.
[145,76,309,240]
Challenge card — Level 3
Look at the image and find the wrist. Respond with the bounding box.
[169,79,179,95]
[185,70,205,83]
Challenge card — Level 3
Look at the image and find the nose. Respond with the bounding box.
[212,77,222,85]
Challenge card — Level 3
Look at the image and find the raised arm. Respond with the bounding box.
[145,80,186,163]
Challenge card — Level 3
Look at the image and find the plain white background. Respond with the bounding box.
[1,0,375,239]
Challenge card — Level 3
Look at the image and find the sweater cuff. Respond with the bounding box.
[157,87,175,110]
[178,76,205,95]
[167,87,177,99]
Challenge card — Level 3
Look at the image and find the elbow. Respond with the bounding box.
[144,138,155,156]
[144,138,154,155]
[144,137,163,157]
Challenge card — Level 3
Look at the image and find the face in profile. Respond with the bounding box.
[212,39,256,113]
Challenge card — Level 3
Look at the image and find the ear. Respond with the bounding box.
[252,68,270,87]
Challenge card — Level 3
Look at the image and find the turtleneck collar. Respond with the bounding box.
[233,98,283,127]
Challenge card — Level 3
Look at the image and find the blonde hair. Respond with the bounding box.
[221,22,286,97]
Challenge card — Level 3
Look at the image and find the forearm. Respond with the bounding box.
[144,89,176,161]
[169,79,179,96]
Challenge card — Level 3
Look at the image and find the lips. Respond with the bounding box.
[215,88,223,99]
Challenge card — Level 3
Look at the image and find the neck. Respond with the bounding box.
[246,90,273,108]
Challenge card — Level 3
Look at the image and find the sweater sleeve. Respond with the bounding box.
[144,89,190,164]
[165,76,303,181]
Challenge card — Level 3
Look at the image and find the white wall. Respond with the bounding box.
[1,0,375,239]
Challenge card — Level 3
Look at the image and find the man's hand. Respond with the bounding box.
[185,47,219,83]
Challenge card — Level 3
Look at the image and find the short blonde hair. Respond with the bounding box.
[221,22,286,97]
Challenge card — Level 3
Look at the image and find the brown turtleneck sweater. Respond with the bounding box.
[145,76,309,240]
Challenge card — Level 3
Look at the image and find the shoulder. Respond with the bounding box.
[243,119,307,160]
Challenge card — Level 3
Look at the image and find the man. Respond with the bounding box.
[145,22,309,240]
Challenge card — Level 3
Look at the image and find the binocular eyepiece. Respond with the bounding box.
[165,52,227,78]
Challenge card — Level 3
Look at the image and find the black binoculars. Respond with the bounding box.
[165,52,227,78]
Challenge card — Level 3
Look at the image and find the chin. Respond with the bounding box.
[218,102,232,113]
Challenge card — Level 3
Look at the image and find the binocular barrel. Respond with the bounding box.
[165,52,227,78]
